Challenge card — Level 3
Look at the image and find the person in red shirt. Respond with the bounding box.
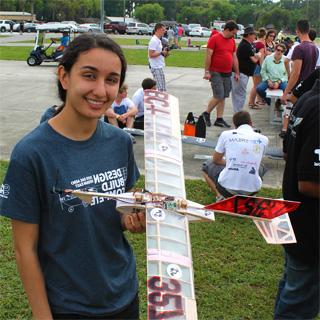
[210,27,219,38]
[177,24,184,48]
[202,20,240,128]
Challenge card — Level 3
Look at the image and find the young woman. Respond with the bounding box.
[0,33,145,319]
[265,29,276,54]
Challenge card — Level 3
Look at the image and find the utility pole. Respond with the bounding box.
[100,0,105,32]
[123,0,126,22]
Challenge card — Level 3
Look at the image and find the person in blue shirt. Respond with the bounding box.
[52,31,70,52]
[0,33,145,319]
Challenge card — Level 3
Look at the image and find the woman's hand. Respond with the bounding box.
[121,210,146,233]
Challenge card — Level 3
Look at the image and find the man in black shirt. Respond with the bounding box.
[291,67,320,100]
[231,26,260,113]
[274,80,320,319]
[280,68,320,139]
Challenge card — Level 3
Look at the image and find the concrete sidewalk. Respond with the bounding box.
[0,60,285,188]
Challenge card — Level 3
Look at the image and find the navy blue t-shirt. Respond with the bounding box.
[282,81,320,264]
[39,105,58,123]
[0,120,140,315]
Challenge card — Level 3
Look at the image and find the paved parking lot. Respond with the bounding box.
[0,34,285,188]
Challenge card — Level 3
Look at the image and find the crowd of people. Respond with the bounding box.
[201,18,319,320]
[0,18,319,320]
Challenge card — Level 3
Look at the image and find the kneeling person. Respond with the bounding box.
[202,111,269,200]
[132,78,157,130]
[105,84,138,128]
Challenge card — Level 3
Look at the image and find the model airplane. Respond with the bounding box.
[64,90,299,320]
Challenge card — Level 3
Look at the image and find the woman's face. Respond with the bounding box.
[58,48,122,120]
[267,33,275,41]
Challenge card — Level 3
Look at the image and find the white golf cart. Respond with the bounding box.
[26,23,74,66]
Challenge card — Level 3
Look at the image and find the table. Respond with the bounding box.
[266,88,283,125]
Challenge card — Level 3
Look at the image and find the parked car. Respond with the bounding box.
[13,22,37,32]
[188,23,201,31]
[60,21,87,33]
[149,23,156,34]
[189,27,211,37]
[79,23,102,33]
[104,21,127,34]
[237,24,245,38]
[0,20,14,32]
[147,25,154,35]
[126,22,149,35]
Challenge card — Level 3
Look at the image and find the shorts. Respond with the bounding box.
[202,160,266,198]
[150,67,166,92]
[202,160,234,198]
[210,71,232,100]
[253,64,261,76]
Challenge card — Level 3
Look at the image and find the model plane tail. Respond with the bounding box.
[253,213,296,244]
[205,195,299,244]
[204,195,299,220]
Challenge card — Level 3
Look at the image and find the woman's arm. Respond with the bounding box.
[259,48,265,65]
[12,220,53,320]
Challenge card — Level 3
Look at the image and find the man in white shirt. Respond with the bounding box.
[148,23,169,91]
[132,78,157,130]
[202,111,269,200]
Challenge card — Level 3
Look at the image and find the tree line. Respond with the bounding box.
[0,0,318,33]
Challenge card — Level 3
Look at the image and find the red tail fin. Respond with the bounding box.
[204,195,300,220]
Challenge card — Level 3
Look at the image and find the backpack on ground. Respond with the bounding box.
[183,112,206,138]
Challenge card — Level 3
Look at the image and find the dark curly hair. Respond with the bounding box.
[57,33,127,103]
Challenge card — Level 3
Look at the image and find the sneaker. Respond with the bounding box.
[202,111,211,127]
[214,118,231,128]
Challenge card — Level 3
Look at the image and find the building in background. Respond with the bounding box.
[0,11,36,22]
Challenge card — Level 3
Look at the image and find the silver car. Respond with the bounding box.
[126,22,149,35]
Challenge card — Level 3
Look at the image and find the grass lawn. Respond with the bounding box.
[0,45,205,68]
[0,160,287,319]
